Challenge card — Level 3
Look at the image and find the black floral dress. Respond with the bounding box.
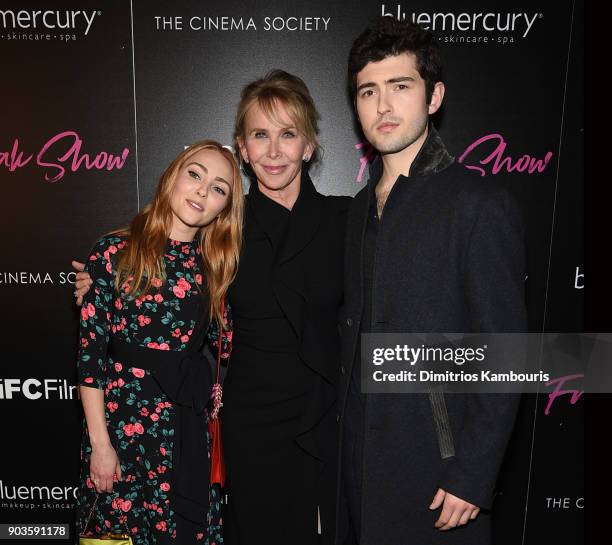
[75,235,231,545]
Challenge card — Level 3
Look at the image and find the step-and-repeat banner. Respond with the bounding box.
[0,1,583,543]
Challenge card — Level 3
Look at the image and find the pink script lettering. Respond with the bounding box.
[355,142,377,183]
[0,139,33,171]
[0,132,130,182]
[544,374,584,415]
[37,131,130,182]
[458,133,553,177]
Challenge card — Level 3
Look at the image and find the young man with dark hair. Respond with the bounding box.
[336,17,526,545]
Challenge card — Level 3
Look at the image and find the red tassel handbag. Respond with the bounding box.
[208,302,226,488]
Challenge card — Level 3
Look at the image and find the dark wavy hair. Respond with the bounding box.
[348,17,443,104]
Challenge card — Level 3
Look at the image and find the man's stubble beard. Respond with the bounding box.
[369,114,429,155]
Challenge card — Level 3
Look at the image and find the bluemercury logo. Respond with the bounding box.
[0,131,130,182]
[0,481,77,501]
[0,378,77,400]
[382,4,542,40]
[0,9,99,35]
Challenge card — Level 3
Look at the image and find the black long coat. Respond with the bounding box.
[224,173,350,543]
[335,130,527,545]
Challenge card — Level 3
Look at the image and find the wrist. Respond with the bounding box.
[89,435,113,450]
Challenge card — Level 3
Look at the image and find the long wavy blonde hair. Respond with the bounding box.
[113,140,243,326]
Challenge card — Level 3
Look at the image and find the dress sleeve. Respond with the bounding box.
[77,236,121,390]
[207,300,233,361]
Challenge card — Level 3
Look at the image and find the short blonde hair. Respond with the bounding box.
[233,70,321,168]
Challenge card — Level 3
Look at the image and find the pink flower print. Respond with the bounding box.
[84,377,93,384]
[117,378,125,387]
[114,362,123,372]
[160,446,167,456]
[151,277,163,288]
[81,338,89,348]
[80,306,89,321]
[196,533,204,540]
[158,343,170,351]
[106,401,118,413]
[148,470,156,479]
[111,497,123,510]
[135,298,143,308]
[182,244,191,254]
[150,413,159,422]
[139,407,149,417]
[155,521,167,532]
[158,465,167,474]
[154,293,163,303]
[105,261,112,274]
[131,367,145,378]
[147,342,159,349]
[86,303,95,317]
[195,273,203,285]
[167,255,176,261]
[123,424,135,437]
[108,245,118,255]
[114,298,123,310]
[180,335,190,343]
[160,482,170,492]
[133,423,144,434]
[86,477,94,489]
[121,499,132,512]
[137,315,151,327]
[172,328,181,338]
[172,285,185,298]
[177,277,191,291]
[145,294,153,301]
[89,331,96,339]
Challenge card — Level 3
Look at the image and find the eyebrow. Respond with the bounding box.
[356,76,416,92]
[249,126,297,133]
[188,162,231,187]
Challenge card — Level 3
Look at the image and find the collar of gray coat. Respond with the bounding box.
[367,122,455,184]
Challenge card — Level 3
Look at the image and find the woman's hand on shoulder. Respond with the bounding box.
[71,260,93,306]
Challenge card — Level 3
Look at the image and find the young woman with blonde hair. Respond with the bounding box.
[75,140,243,545]
[74,73,350,544]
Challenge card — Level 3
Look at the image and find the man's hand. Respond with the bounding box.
[71,260,93,306]
[429,488,480,530]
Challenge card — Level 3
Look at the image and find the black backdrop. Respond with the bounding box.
[0,1,583,543]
